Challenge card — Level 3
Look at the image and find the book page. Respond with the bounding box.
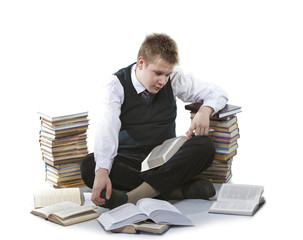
[218,184,264,202]
[137,198,192,226]
[32,201,79,218]
[98,203,148,231]
[34,188,81,208]
[137,198,181,216]
[52,204,96,219]
[102,203,146,223]
[147,137,180,160]
[49,211,99,226]
[210,200,256,214]
[141,136,187,171]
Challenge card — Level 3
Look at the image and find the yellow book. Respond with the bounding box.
[33,188,82,209]
[111,221,170,235]
[31,201,99,226]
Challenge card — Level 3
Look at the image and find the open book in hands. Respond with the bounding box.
[141,136,187,172]
[209,183,265,216]
[97,198,192,231]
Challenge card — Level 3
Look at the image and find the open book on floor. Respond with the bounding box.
[209,183,265,216]
[33,188,82,209]
[97,198,192,231]
[141,136,187,172]
[31,201,100,226]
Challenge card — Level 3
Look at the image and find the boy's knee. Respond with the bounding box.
[188,135,215,166]
[80,153,95,188]
[190,135,215,152]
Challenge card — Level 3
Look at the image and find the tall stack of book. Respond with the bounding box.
[185,103,241,183]
[38,111,89,188]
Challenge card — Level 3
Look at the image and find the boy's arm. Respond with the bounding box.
[92,75,123,205]
[171,68,228,137]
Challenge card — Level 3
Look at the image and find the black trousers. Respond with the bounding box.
[80,135,215,199]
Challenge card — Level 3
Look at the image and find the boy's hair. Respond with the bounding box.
[137,33,179,66]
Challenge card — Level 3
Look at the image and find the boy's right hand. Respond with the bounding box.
[91,168,112,206]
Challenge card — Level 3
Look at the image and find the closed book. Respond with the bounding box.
[111,221,170,235]
[211,134,240,143]
[38,111,88,122]
[185,102,241,118]
[210,123,238,133]
[210,116,237,128]
[214,150,237,161]
[209,128,239,138]
[215,143,238,154]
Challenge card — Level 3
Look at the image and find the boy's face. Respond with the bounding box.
[136,56,174,94]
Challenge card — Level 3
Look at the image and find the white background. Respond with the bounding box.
[1,0,302,239]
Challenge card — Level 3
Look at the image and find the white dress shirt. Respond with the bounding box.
[94,64,228,172]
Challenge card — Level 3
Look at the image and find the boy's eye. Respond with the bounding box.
[154,71,171,78]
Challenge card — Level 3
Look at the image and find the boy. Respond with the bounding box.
[81,33,228,209]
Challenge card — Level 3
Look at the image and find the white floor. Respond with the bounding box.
[10,180,298,240]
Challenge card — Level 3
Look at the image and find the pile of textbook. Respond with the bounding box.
[185,103,241,183]
[38,111,89,188]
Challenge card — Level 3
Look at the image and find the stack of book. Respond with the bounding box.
[185,103,241,183]
[38,111,89,188]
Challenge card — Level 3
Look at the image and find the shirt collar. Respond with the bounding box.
[131,64,146,94]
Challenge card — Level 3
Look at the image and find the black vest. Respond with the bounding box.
[114,63,177,149]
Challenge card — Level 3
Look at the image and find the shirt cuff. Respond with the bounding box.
[94,153,113,173]
[202,100,219,116]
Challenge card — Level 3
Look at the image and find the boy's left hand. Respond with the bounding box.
[186,106,213,138]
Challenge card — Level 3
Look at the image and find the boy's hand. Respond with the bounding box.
[186,106,213,139]
[91,168,112,206]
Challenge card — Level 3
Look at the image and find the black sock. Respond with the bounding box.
[100,189,128,209]
[181,178,216,199]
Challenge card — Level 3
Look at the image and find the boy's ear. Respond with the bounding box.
[137,56,145,70]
